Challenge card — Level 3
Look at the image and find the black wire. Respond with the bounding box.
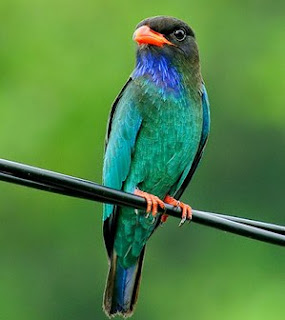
[215,212,285,235]
[0,158,284,247]
[1,171,284,236]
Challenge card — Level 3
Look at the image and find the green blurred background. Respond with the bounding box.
[0,0,284,319]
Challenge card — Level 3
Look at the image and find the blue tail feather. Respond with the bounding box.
[115,263,137,312]
[103,249,145,318]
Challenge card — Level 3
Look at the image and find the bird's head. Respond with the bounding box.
[133,16,199,63]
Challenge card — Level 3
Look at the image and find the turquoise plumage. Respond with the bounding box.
[102,16,210,318]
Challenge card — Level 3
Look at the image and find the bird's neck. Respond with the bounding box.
[132,50,201,98]
[132,51,183,93]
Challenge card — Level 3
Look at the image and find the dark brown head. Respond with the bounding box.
[133,16,199,63]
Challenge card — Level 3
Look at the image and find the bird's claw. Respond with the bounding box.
[160,213,169,224]
[179,217,187,227]
[164,195,192,227]
[134,189,165,217]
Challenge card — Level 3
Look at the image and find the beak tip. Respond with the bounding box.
[133,25,172,47]
[133,25,149,44]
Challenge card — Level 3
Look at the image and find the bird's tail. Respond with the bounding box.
[103,247,145,318]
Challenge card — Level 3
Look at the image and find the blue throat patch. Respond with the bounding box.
[132,51,183,96]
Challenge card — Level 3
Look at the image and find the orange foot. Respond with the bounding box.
[160,213,169,223]
[134,189,165,217]
[164,194,192,227]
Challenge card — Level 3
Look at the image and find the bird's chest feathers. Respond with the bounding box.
[132,52,202,141]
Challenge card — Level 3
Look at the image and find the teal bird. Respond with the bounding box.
[103,16,210,317]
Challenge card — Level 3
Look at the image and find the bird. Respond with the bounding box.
[102,16,210,318]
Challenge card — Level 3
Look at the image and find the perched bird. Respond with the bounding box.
[102,16,210,317]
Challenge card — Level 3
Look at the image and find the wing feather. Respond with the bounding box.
[103,78,143,257]
[174,83,210,199]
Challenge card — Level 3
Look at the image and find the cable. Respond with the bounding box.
[0,158,284,246]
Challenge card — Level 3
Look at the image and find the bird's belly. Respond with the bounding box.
[137,129,195,197]
[124,101,202,198]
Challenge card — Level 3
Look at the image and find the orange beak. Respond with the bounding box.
[133,25,173,47]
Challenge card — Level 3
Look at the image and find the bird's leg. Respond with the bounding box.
[164,194,192,227]
[134,189,165,217]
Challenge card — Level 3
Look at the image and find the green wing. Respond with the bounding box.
[103,78,143,257]
[173,83,210,199]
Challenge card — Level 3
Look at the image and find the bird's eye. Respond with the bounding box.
[174,29,186,41]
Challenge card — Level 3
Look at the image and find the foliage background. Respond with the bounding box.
[0,1,284,319]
